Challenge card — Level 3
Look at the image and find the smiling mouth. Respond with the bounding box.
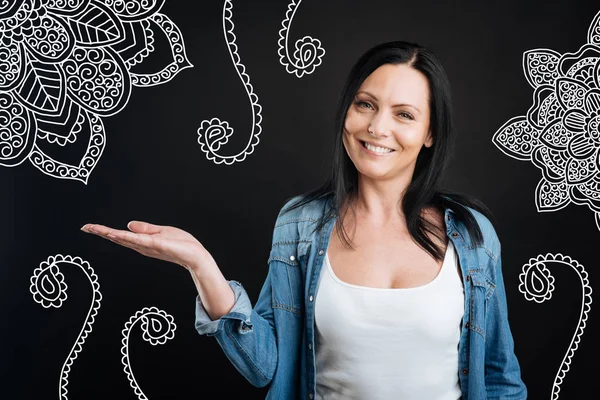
[359,140,395,152]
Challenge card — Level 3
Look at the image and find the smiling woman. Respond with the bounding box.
[343,64,433,179]
[81,40,528,400]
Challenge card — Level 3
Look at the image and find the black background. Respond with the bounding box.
[1,0,597,399]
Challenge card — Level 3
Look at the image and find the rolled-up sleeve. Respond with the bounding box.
[194,280,253,336]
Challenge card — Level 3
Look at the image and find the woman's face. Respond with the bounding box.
[342,63,433,182]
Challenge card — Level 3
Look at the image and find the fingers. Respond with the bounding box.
[107,229,154,248]
[81,224,114,236]
[127,221,162,234]
[103,233,145,253]
[82,225,157,256]
[81,223,163,253]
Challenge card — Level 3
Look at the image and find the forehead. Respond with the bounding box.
[358,64,430,105]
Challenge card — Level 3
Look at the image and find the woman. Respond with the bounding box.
[81,41,527,399]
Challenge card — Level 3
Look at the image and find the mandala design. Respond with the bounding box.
[197,0,263,165]
[0,0,192,183]
[29,254,102,400]
[277,0,325,78]
[493,11,600,231]
[121,307,176,400]
[518,253,593,400]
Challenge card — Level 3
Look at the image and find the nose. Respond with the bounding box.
[369,110,393,137]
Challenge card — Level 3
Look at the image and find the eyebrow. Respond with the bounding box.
[356,90,422,114]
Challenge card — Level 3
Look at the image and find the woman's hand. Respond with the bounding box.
[80,221,212,271]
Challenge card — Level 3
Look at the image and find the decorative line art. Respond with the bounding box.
[197,0,263,165]
[518,253,593,400]
[492,11,600,231]
[29,254,102,400]
[121,307,176,400]
[0,0,192,183]
[277,0,325,78]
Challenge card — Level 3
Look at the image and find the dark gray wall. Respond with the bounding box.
[1,0,597,398]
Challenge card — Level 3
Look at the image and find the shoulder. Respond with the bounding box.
[271,194,329,257]
[456,205,501,260]
[277,194,329,224]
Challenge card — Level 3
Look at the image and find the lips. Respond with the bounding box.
[359,140,395,151]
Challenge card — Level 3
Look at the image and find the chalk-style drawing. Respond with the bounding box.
[493,10,600,231]
[277,0,325,78]
[29,254,102,400]
[0,0,192,183]
[121,307,176,399]
[197,0,263,165]
[518,253,593,400]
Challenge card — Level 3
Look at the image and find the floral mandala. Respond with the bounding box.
[0,0,192,184]
[493,11,600,231]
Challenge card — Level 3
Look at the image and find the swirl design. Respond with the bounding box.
[63,46,131,116]
[518,253,593,400]
[277,0,325,78]
[45,0,89,15]
[130,13,193,87]
[0,0,191,183]
[0,38,24,90]
[197,0,262,165]
[121,307,176,399]
[23,10,74,62]
[492,10,600,231]
[29,109,105,183]
[105,0,165,21]
[29,254,102,400]
[0,91,36,166]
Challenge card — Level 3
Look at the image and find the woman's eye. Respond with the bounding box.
[356,100,372,109]
[398,112,413,120]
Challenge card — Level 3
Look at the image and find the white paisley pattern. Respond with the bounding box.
[493,11,600,231]
[0,0,192,183]
[29,254,102,400]
[277,0,325,78]
[197,0,262,165]
[518,253,592,400]
[121,306,176,400]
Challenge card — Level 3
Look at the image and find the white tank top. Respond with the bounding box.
[314,240,464,400]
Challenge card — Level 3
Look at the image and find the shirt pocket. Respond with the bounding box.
[267,243,305,316]
[468,270,496,340]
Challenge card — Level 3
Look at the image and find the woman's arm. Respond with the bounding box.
[484,253,528,399]
[193,266,278,388]
[80,215,280,388]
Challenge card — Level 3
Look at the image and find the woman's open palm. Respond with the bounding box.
[81,221,211,271]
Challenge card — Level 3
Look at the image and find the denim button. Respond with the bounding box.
[290,255,295,261]
[309,295,314,302]
[308,343,312,350]
[309,394,314,399]
[318,249,324,255]
[446,214,450,221]
[451,232,459,238]
[462,368,468,375]
[465,322,470,328]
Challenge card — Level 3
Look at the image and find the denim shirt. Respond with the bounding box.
[194,194,527,399]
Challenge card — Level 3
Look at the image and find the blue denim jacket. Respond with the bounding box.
[194,194,527,399]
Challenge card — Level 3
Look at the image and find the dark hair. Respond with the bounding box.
[281,40,495,262]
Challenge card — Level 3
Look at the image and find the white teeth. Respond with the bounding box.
[364,142,393,153]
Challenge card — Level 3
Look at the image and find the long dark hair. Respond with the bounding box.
[281,40,495,262]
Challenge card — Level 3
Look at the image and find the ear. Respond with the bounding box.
[424,130,433,148]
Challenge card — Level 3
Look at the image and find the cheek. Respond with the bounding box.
[400,127,429,147]
[343,110,364,134]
